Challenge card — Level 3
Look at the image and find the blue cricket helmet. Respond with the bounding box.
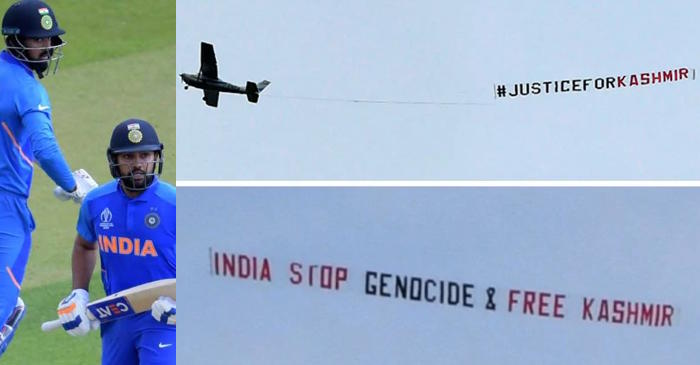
[2,0,66,77]
[107,119,165,191]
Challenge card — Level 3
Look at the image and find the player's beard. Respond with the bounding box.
[121,168,155,191]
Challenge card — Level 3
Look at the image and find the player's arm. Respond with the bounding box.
[22,111,75,192]
[72,234,97,291]
[54,234,99,336]
[23,112,97,203]
[55,197,100,336]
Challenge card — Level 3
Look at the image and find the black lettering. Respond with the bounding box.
[543,81,552,93]
[425,279,436,302]
[531,82,541,94]
[508,84,519,97]
[606,77,615,88]
[395,275,408,299]
[365,271,377,295]
[572,79,581,91]
[379,273,391,297]
[561,80,570,92]
[447,282,459,305]
[409,277,422,301]
[595,78,605,89]
[463,284,474,308]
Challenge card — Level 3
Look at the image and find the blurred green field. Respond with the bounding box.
[1,0,175,363]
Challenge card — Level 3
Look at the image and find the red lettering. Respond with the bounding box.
[308,265,318,286]
[652,72,662,83]
[320,266,332,289]
[679,67,688,79]
[641,303,654,325]
[553,294,565,318]
[661,305,673,327]
[335,267,348,290]
[289,262,302,284]
[538,292,550,317]
[612,300,624,323]
[260,258,271,281]
[641,73,650,85]
[508,290,519,312]
[583,297,594,320]
[239,255,250,279]
[598,299,609,322]
[223,254,235,276]
[627,301,639,325]
[629,74,638,86]
[214,252,219,275]
[523,291,535,314]
[654,304,661,327]
[663,70,673,82]
[617,76,626,87]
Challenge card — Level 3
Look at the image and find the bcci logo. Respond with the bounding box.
[99,208,114,230]
[40,15,52,30]
[145,212,160,229]
[127,123,143,144]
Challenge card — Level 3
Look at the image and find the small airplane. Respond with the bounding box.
[180,42,270,107]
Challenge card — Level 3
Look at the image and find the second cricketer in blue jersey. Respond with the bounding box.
[56,119,176,365]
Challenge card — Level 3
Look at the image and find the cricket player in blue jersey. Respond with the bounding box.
[56,119,176,365]
[0,0,95,357]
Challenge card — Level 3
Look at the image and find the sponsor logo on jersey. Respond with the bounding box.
[98,234,158,257]
[99,208,114,230]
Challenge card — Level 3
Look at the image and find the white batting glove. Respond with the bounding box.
[53,169,98,204]
[151,296,176,325]
[56,289,98,336]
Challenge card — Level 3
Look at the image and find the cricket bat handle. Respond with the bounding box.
[41,319,62,332]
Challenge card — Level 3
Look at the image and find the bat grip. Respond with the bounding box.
[41,319,63,332]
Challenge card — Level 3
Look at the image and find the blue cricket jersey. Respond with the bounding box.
[76,178,176,295]
[0,50,74,198]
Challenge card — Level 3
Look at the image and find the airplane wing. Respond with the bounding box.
[203,89,219,107]
[199,42,218,79]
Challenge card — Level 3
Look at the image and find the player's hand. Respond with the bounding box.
[57,289,97,336]
[53,169,98,204]
[151,296,176,325]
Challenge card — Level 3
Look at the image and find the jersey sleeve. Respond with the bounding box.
[23,112,75,191]
[76,199,97,244]
[16,82,76,191]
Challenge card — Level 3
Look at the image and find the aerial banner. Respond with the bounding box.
[180,187,696,365]
[495,67,695,99]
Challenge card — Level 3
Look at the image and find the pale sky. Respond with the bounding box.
[176,1,699,180]
[179,187,698,365]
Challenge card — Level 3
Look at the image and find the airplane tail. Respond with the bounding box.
[245,80,271,103]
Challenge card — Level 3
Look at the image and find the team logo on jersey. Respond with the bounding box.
[40,15,53,30]
[99,208,114,230]
[145,212,160,229]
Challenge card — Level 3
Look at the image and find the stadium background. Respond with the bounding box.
[1,1,175,363]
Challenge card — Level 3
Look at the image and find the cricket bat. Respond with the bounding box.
[41,278,175,332]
